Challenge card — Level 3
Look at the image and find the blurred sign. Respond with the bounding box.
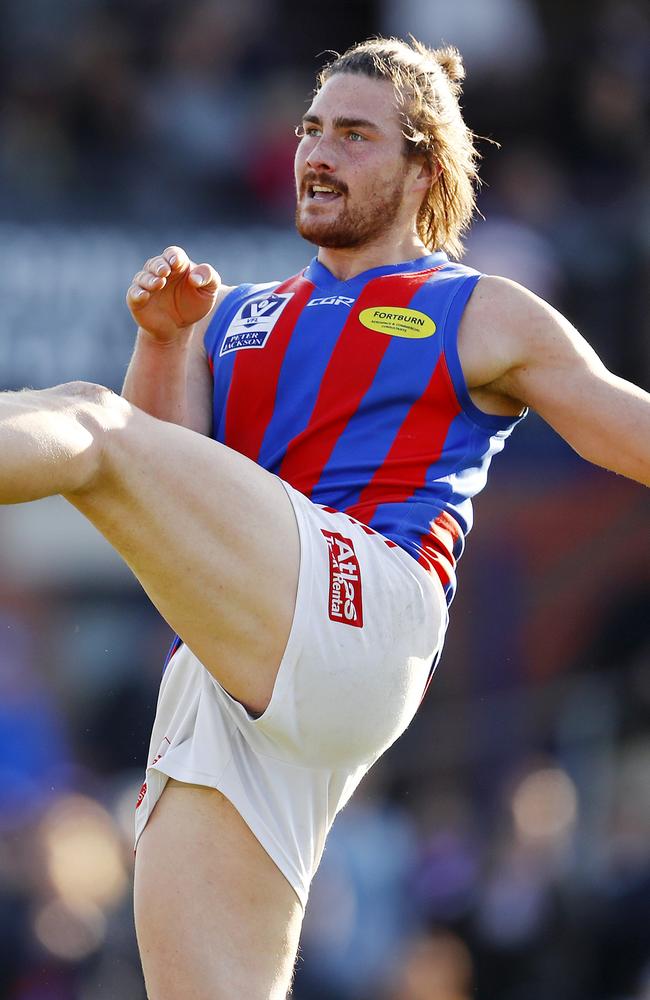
[0,223,307,390]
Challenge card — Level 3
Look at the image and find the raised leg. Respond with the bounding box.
[0,382,300,714]
[0,382,110,502]
[134,778,303,999]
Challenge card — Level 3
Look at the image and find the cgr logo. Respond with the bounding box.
[307,295,355,307]
[220,291,294,356]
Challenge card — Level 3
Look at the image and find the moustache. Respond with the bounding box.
[300,173,348,197]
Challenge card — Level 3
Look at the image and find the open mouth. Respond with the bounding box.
[308,184,343,202]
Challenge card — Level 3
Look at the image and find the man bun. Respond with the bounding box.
[433,45,466,89]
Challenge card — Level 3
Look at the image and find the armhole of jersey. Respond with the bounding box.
[441,273,525,432]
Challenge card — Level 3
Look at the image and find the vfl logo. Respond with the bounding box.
[322,530,364,627]
[219,292,294,356]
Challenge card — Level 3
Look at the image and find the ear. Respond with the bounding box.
[411,157,441,195]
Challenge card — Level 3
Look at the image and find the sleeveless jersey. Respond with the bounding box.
[204,252,525,604]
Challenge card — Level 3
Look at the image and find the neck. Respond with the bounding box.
[316,231,431,281]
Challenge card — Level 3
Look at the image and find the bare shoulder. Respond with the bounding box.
[465,273,541,316]
[215,282,237,309]
[458,274,596,400]
[457,277,650,484]
[459,276,548,379]
[205,281,238,329]
[193,283,237,346]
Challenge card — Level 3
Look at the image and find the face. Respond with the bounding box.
[294,73,418,249]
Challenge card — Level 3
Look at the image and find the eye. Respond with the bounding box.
[346,131,365,142]
[294,124,322,139]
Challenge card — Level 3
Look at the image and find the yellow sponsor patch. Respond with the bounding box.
[358,306,436,339]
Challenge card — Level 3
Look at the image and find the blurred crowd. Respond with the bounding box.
[0,0,648,997]
[0,0,647,378]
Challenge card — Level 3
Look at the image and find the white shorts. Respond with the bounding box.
[134,481,448,909]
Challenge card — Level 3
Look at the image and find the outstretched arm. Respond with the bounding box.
[123,245,232,435]
[460,276,650,486]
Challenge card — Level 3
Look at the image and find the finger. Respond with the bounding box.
[189,263,221,291]
[134,270,165,290]
[146,256,172,278]
[163,246,190,272]
[127,284,150,305]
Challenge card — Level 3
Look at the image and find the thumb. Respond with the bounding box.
[189,264,221,293]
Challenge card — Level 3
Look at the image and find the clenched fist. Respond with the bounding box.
[127,245,221,343]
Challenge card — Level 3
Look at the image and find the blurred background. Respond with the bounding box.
[0,0,648,997]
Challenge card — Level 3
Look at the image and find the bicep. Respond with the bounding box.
[502,294,605,433]
[497,285,650,483]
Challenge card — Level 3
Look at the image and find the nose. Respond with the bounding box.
[305,133,337,172]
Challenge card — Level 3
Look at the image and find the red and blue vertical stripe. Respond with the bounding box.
[205,253,525,604]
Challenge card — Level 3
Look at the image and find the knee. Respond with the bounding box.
[53,382,133,493]
[57,381,131,430]
[56,380,120,410]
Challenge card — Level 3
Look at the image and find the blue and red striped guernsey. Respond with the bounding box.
[205,253,526,603]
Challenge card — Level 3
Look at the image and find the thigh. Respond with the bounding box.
[134,779,303,1000]
[68,403,299,714]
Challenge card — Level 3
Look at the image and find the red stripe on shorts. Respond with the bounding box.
[416,509,462,587]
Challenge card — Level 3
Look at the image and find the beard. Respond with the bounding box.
[295,170,407,249]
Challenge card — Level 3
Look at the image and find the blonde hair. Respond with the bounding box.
[318,37,480,259]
